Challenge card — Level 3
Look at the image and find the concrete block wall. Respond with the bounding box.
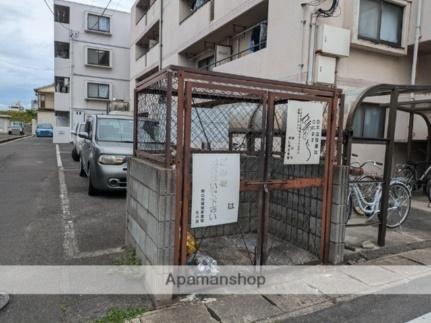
[328,165,349,264]
[126,157,176,265]
[269,158,323,257]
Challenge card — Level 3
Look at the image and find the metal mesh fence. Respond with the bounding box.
[134,67,340,264]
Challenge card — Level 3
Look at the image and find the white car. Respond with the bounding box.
[71,122,86,161]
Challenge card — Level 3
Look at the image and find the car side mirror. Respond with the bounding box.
[78,131,89,139]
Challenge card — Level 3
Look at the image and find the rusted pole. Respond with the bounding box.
[174,71,185,265]
[407,108,414,161]
[255,94,268,266]
[378,89,399,246]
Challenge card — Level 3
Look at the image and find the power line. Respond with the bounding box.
[89,0,113,30]
[43,0,71,32]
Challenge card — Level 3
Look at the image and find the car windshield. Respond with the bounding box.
[38,123,53,129]
[96,118,133,143]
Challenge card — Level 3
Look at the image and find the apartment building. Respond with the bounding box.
[34,84,55,126]
[53,0,130,143]
[129,0,431,163]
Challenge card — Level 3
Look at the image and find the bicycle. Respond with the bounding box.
[349,154,382,216]
[395,161,431,204]
[346,158,412,228]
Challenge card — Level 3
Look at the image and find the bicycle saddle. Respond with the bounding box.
[349,167,364,176]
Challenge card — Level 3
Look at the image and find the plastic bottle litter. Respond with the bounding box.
[194,251,219,275]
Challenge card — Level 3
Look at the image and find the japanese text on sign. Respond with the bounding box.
[191,154,240,228]
[284,101,324,165]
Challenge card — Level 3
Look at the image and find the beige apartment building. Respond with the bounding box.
[129,0,431,163]
[34,84,55,126]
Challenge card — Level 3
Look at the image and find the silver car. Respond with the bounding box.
[71,122,85,161]
[78,114,133,195]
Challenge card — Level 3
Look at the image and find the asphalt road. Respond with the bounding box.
[0,137,151,322]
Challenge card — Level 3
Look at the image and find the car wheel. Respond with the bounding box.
[71,148,79,162]
[88,169,99,196]
[79,158,87,177]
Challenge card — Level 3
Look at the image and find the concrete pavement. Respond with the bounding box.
[0,137,151,322]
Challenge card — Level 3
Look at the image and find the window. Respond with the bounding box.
[55,41,69,59]
[180,0,210,22]
[198,55,215,71]
[54,5,70,24]
[87,48,110,67]
[352,103,386,138]
[55,77,70,93]
[359,0,404,46]
[250,21,268,52]
[87,14,110,33]
[97,118,133,143]
[87,83,109,100]
[39,94,46,109]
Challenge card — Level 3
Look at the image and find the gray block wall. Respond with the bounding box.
[126,157,176,265]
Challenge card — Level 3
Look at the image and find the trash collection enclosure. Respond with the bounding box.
[127,66,344,266]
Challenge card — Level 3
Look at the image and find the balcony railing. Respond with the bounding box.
[180,0,210,24]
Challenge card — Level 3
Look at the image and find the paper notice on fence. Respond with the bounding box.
[284,101,324,165]
[191,154,240,228]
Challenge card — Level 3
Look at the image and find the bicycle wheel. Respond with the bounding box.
[427,179,431,204]
[396,166,415,191]
[386,182,411,228]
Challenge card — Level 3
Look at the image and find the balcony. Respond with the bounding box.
[135,0,160,34]
[179,1,268,71]
[54,92,70,112]
[132,43,160,78]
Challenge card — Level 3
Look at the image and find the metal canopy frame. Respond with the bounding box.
[343,84,431,246]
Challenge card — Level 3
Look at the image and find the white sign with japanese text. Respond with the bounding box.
[284,101,325,165]
[191,154,240,228]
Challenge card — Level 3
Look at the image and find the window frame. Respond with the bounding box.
[86,13,111,34]
[352,103,387,139]
[55,76,70,94]
[54,41,70,59]
[54,5,70,24]
[86,47,111,68]
[87,82,110,100]
[358,0,404,48]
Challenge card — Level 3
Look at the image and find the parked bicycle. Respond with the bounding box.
[349,154,382,216]
[346,156,412,228]
[395,161,431,204]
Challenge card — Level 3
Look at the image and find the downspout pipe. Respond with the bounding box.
[411,0,422,93]
[159,0,163,70]
[307,12,318,85]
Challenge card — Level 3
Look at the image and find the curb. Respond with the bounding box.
[0,135,29,144]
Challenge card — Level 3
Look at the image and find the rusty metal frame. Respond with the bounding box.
[134,66,341,265]
[343,84,431,247]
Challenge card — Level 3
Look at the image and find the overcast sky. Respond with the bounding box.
[0,0,134,110]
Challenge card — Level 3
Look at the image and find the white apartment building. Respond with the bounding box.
[129,0,431,163]
[53,0,130,143]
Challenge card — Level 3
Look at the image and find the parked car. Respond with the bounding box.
[35,123,53,137]
[8,121,24,135]
[71,122,85,161]
[79,114,133,195]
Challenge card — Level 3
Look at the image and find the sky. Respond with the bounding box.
[0,0,134,110]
